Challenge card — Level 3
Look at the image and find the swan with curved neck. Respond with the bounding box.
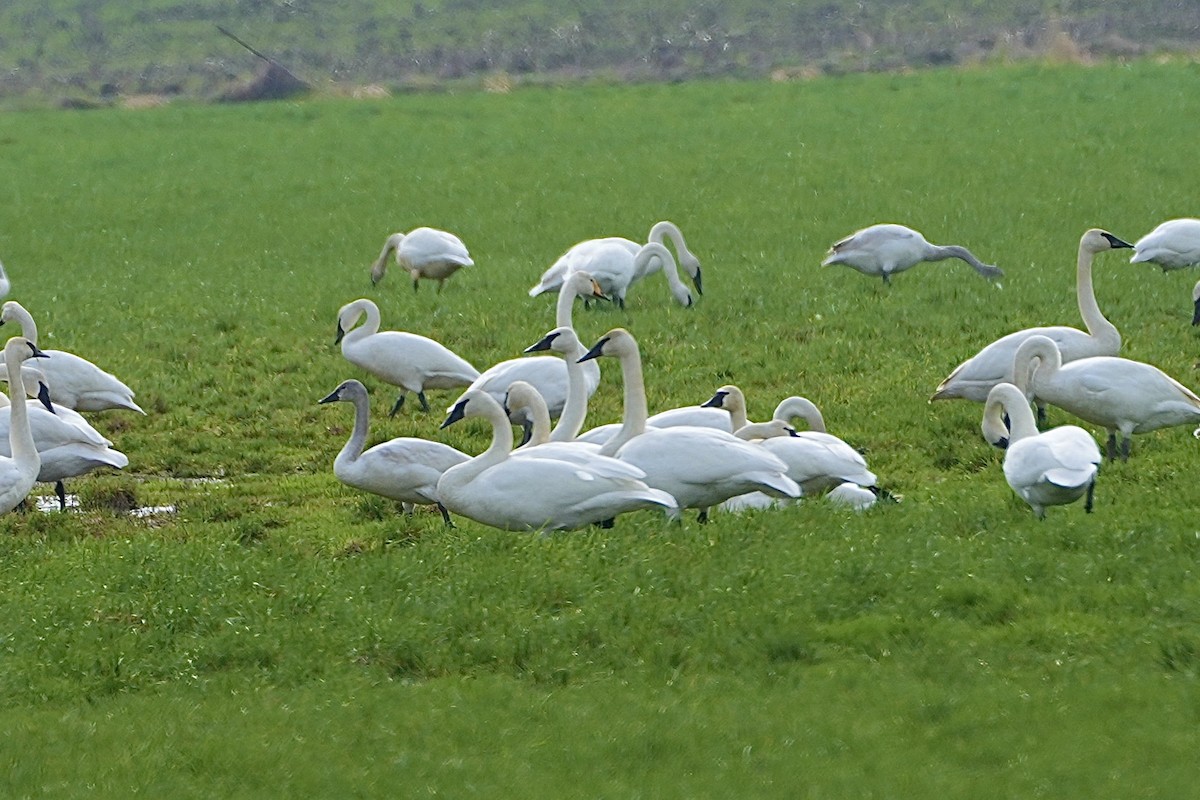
[1010,334,1200,461]
[981,382,1101,519]
[0,336,46,513]
[319,379,468,525]
[577,328,799,521]
[0,301,143,413]
[822,223,1002,284]
[931,229,1133,406]
[369,226,473,291]
[335,297,479,415]
[436,388,676,531]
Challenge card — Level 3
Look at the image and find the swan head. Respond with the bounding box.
[563,270,608,303]
[578,328,635,363]
[441,396,470,429]
[701,389,730,409]
[525,326,582,356]
[1082,229,1133,254]
[701,385,745,417]
[335,299,373,343]
[734,420,798,441]
[670,282,695,308]
[318,379,367,406]
[3,336,47,367]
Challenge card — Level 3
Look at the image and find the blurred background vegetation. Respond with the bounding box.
[1,1,1198,107]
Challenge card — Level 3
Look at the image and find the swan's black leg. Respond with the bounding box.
[417,391,430,413]
[437,503,455,527]
[56,481,67,511]
[389,394,407,417]
[599,518,614,529]
[1120,436,1132,462]
[697,508,709,524]
[1105,432,1118,461]
[1085,480,1096,513]
[412,276,420,292]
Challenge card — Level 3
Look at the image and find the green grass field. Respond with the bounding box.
[0,62,1198,797]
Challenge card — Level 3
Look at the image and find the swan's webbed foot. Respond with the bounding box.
[1085,480,1096,514]
[437,503,455,527]
[417,391,430,413]
[389,395,407,417]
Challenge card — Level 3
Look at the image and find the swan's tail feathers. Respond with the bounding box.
[751,472,802,500]
[528,283,550,298]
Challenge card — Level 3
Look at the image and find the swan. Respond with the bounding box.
[931,229,1133,409]
[981,382,1101,519]
[701,384,878,495]
[578,328,800,521]
[822,223,1002,284]
[529,220,702,302]
[0,366,128,511]
[319,379,468,525]
[466,271,605,439]
[369,227,473,291]
[521,326,594,442]
[0,336,47,513]
[1129,218,1200,271]
[0,260,9,299]
[335,298,479,416]
[0,301,143,413]
[1011,335,1200,461]
[436,388,677,531]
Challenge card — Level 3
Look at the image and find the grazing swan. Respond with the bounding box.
[335,298,479,416]
[981,382,1101,519]
[1129,218,1200,270]
[701,384,878,495]
[931,229,1133,408]
[0,337,46,513]
[578,329,800,521]
[0,367,128,511]
[369,227,474,291]
[436,388,677,531]
[529,220,702,301]
[0,301,143,413]
[466,272,605,437]
[822,223,1002,284]
[1011,335,1200,461]
[319,379,468,525]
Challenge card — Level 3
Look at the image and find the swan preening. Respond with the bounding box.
[1011,335,1200,461]
[822,223,1002,284]
[369,227,474,291]
[529,220,702,306]
[437,387,677,531]
[982,383,1101,518]
[0,301,143,413]
[0,337,47,514]
[335,298,479,416]
[577,328,800,521]
[931,229,1132,407]
[319,379,467,525]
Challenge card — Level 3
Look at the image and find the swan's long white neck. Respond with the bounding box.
[512,388,553,447]
[3,302,38,345]
[636,243,689,303]
[927,244,987,271]
[1011,337,1062,396]
[598,339,648,458]
[343,300,381,344]
[648,221,697,265]
[4,343,38,468]
[337,388,371,467]
[985,384,1039,445]
[549,336,590,442]
[1076,242,1118,347]
[722,387,750,431]
[772,397,826,433]
[463,394,516,478]
[555,279,579,329]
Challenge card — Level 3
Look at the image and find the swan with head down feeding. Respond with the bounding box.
[436,388,677,531]
[981,382,1101,519]
[578,329,800,522]
[319,379,468,525]
[369,226,473,291]
[931,229,1133,412]
[822,223,1002,285]
[1011,335,1200,461]
[335,297,479,416]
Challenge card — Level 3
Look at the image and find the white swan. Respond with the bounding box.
[1129,218,1200,270]
[335,297,479,416]
[578,328,800,521]
[520,326,594,442]
[529,220,702,302]
[369,227,473,291]
[466,271,604,438]
[436,388,677,531]
[0,260,9,299]
[319,379,468,525]
[0,301,143,413]
[0,336,46,513]
[1011,335,1200,461]
[822,223,1002,284]
[701,385,878,495]
[931,229,1133,407]
[981,382,1101,519]
[0,366,128,511]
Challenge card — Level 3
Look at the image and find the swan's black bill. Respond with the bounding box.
[28,343,48,359]
[37,381,54,414]
[578,337,610,363]
[1102,232,1133,250]
[441,398,468,429]
[524,331,560,354]
[701,390,728,409]
[318,388,341,404]
[334,323,346,345]
[693,267,703,296]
